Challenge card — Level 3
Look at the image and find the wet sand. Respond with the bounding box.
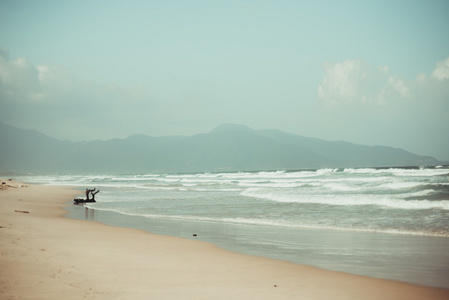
[1,180,448,299]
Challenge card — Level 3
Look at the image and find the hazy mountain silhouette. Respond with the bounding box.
[0,122,442,174]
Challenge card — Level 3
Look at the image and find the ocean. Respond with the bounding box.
[19,166,449,288]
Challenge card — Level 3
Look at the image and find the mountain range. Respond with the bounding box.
[0,122,443,174]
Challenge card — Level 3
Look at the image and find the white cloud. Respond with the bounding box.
[0,49,154,140]
[318,59,412,107]
[0,56,42,102]
[378,66,389,73]
[431,57,449,81]
[318,56,449,109]
[388,75,409,98]
[1,56,149,108]
[0,47,9,61]
[317,59,363,106]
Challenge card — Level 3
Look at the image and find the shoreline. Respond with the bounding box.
[1,181,449,299]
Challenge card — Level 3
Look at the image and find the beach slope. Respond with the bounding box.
[1,180,448,299]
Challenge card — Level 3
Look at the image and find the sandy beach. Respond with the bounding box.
[1,180,448,300]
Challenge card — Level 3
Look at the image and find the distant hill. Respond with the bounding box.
[0,122,442,174]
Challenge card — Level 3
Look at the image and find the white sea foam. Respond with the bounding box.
[378,181,424,190]
[192,188,243,192]
[240,188,449,210]
[342,167,449,178]
[321,183,363,192]
[237,181,307,188]
[389,168,449,177]
[343,168,382,174]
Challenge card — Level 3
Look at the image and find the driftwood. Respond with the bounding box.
[74,188,100,204]
[73,198,96,204]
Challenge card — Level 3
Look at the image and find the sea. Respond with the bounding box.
[18,166,449,288]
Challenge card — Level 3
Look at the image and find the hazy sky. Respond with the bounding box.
[1,0,448,160]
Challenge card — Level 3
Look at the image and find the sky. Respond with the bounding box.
[1,0,448,160]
